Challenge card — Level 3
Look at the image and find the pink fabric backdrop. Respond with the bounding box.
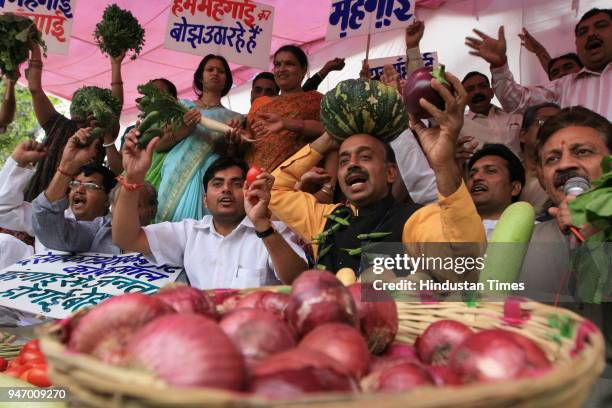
[17,0,445,117]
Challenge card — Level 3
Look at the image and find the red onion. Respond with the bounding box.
[285,270,358,337]
[505,331,551,375]
[449,329,530,383]
[220,294,242,314]
[299,323,370,379]
[426,365,462,386]
[361,362,434,392]
[383,341,418,360]
[220,309,296,369]
[370,355,420,374]
[210,289,240,305]
[347,283,398,354]
[236,291,272,309]
[251,348,357,398]
[68,293,171,364]
[126,314,246,390]
[415,320,473,365]
[154,285,217,320]
[257,292,290,319]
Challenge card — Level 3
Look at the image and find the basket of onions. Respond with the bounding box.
[39,271,604,408]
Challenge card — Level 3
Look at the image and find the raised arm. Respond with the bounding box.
[112,127,158,254]
[269,133,338,248]
[110,51,125,108]
[465,26,558,113]
[245,172,307,284]
[31,129,102,252]
[0,74,18,131]
[302,58,345,92]
[26,43,56,126]
[518,28,552,76]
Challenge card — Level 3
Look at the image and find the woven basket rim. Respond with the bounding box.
[39,298,606,407]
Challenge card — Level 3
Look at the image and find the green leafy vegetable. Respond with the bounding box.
[568,156,612,303]
[94,4,145,60]
[70,86,120,143]
[136,81,187,131]
[0,14,47,80]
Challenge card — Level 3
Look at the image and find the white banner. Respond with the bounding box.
[165,0,274,70]
[0,252,183,319]
[326,0,415,41]
[368,52,438,80]
[0,0,76,55]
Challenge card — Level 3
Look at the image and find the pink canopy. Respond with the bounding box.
[24,0,446,118]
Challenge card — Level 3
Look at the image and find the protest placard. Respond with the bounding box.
[0,252,183,319]
[0,0,76,55]
[326,0,415,41]
[368,52,438,79]
[165,0,274,70]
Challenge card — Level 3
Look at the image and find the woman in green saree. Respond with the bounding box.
[155,55,243,222]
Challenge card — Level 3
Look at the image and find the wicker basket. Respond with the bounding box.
[40,298,605,408]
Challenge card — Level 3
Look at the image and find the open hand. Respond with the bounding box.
[465,26,507,67]
[252,112,284,138]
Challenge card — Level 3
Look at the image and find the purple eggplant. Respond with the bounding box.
[402,65,452,119]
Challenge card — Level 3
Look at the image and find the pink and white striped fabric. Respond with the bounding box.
[490,62,611,120]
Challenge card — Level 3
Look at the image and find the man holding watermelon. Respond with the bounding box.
[269,74,485,282]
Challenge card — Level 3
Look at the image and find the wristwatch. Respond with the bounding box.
[255,226,275,239]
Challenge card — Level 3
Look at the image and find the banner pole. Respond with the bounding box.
[365,33,371,61]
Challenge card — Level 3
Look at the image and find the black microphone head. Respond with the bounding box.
[563,176,591,196]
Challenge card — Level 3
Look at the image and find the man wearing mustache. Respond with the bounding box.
[466,8,611,120]
[519,107,611,397]
[459,72,522,158]
[269,74,485,283]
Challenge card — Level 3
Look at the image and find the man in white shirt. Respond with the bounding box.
[466,144,525,239]
[460,71,523,158]
[0,140,116,253]
[112,130,308,289]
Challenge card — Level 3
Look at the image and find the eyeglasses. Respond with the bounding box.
[68,180,104,191]
[535,119,547,127]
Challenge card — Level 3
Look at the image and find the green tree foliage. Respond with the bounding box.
[0,78,65,166]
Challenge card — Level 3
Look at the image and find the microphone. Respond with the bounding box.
[563,176,591,196]
[562,176,591,242]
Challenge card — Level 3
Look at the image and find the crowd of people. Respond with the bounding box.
[0,7,610,358]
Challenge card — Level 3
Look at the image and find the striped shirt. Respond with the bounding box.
[491,62,611,119]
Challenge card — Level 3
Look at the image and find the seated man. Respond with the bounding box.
[112,130,308,288]
[0,140,116,252]
[31,129,157,254]
[518,102,561,217]
[269,74,485,283]
[467,144,525,238]
[460,71,522,158]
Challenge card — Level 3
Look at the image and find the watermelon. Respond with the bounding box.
[320,79,408,143]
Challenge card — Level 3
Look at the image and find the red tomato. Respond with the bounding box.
[245,165,264,187]
[21,339,40,353]
[21,366,51,387]
[10,354,25,366]
[0,357,7,371]
[23,358,46,369]
[20,349,44,363]
[5,365,27,377]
